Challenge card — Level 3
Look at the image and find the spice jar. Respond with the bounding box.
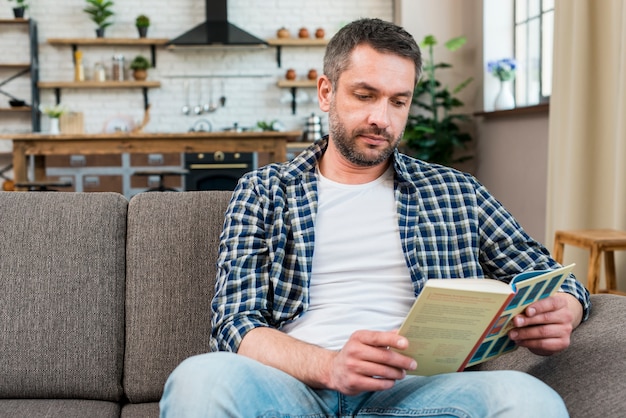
[112,55,125,81]
[93,62,106,81]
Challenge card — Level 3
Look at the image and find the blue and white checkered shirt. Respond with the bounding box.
[210,138,591,353]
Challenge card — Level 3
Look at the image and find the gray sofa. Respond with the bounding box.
[0,191,625,418]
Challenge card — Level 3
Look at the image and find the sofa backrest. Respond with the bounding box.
[123,190,233,404]
[0,192,127,401]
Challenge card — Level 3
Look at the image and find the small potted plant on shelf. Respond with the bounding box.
[135,14,150,38]
[129,55,150,81]
[39,104,67,135]
[83,0,115,38]
[7,0,28,18]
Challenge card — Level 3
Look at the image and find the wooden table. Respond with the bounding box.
[1,131,301,191]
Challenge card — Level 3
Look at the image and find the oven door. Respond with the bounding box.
[184,152,255,191]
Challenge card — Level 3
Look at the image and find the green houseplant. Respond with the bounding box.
[129,55,150,81]
[403,35,473,166]
[135,14,150,38]
[83,0,115,38]
[7,0,28,18]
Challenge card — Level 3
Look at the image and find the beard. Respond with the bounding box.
[328,100,403,167]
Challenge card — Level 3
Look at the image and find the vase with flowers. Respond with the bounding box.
[40,104,67,134]
[487,58,517,110]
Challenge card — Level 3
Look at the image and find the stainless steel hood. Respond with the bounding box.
[168,0,267,47]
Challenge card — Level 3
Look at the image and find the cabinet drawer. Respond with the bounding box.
[46,154,122,167]
[82,174,123,193]
[130,153,181,167]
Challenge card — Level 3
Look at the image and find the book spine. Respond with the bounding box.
[457,292,516,371]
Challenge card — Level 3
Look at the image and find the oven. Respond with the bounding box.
[184,151,256,191]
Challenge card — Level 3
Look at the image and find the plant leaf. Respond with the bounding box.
[444,36,467,51]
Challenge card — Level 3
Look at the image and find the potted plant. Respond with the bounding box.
[83,0,115,38]
[135,14,150,38]
[403,35,474,166]
[39,104,67,135]
[129,55,150,81]
[7,0,28,18]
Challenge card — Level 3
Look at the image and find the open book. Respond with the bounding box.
[396,264,575,376]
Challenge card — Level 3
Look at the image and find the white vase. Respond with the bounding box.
[49,117,60,135]
[494,80,515,110]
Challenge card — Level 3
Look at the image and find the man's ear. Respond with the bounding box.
[317,75,332,112]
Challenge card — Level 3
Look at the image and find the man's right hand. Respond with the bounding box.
[327,330,417,395]
[238,327,417,396]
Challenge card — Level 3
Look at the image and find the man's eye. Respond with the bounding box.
[392,99,407,107]
[355,94,371,100]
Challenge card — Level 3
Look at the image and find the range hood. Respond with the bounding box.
[168,0,267,47]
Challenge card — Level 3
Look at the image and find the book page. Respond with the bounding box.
[397,279,513,376]
[396,264,575,376]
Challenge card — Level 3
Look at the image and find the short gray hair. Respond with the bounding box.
[323,18,422,88]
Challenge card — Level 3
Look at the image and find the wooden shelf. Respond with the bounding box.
[48,37,169,67]
[0,63,30,68]
[38,81,161,110]
[0,18,29,24]
[277,80,317,88]
[266,38,328,47]
[277,80,317,114]
[0,106,31,112]
[39,80,161,89]
[266,38,328,68]
[47,38,169,46]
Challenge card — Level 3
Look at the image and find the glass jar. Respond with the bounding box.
[93,62,106,81]
[112,55,125,81]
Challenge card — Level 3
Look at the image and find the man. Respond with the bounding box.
[161,18,590,417]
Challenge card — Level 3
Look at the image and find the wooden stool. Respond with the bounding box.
[553,229,626,295]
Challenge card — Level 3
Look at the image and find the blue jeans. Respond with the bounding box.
[160,352,568,418]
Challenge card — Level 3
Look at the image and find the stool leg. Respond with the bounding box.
[587,246,601,294]
[604,251,617,291]
[553,238,565,264]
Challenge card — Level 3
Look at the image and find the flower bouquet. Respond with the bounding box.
[39,104,67,118]
[39,104,67,134]
[487,58,517,81]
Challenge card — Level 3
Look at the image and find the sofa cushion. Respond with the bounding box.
[0,399,120,418]
[121,402,159,418]
[124,191,232,404]
[0,192,127,400]
[474,294,626,418]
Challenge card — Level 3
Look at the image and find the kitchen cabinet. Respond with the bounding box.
[41,38,168,110]
[0,18,40,131]
[267,37,327,114]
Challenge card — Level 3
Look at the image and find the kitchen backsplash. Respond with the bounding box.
[1,0,393,134]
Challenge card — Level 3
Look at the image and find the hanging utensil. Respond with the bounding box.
[219,80,226,107]
[181,80,190,115]
[204,79,218,113]
[193,79,203,115]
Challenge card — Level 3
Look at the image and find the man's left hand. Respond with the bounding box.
[508,292,583,356]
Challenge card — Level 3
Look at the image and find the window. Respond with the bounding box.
[514,0,554,106]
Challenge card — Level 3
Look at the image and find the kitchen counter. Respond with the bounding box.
[1,131,302,191]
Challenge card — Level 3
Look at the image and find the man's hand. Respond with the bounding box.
[508,292,583,356]
[327,330,417,396]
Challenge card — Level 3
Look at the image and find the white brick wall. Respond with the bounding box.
[1,0,393,135]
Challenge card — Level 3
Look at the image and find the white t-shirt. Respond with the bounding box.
[281,166,415,350]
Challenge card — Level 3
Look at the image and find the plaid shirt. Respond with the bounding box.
[210,138,591,352]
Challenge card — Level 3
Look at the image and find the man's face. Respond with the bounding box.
[319,44,415,167]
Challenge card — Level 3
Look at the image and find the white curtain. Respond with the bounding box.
[546,0,626,289]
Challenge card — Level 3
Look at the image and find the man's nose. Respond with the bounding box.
[368,100,391,129]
